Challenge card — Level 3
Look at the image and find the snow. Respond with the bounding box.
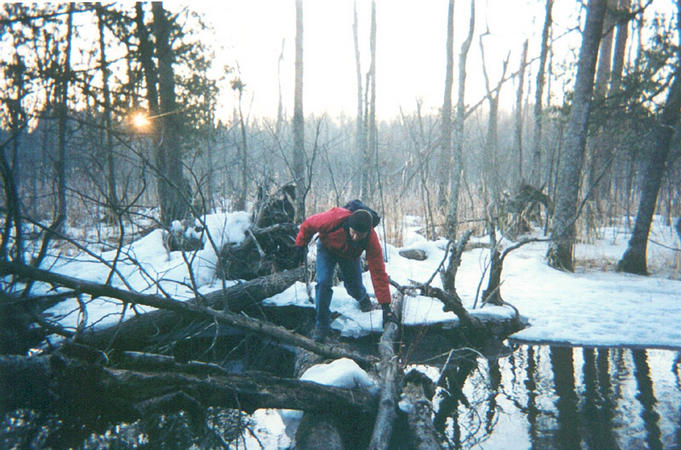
[22,210,681,446]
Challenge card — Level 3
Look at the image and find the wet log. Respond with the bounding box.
[0,353,376,427]
[369,290,404,450]
[400,369,442,449]
[0,261,377,367]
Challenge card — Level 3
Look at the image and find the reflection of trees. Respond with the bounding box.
[582,348,616,448]
[596,349,616,448]
[633,350,663,450]
[524,346,540,446]
[485,357,501,435]
[550,346,580,449]
[433,350,477,447]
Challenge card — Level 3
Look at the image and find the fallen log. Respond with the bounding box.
[66,266,304,351]
[368,290,404,450]
[0,261,377,367]
[400,369,442,449]
[0,353,376,433]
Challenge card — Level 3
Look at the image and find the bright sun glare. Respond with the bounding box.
[130,112,151,130]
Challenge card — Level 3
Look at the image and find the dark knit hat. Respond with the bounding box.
[348,209,373,233]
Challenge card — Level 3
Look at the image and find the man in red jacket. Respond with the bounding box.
[294,206,394,342]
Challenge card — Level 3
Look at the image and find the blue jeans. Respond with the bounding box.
[315,240,367,332]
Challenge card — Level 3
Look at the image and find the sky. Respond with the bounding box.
[34,208,681,447]
[187,0,583,121]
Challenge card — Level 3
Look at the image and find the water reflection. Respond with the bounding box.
[426,345,681,449]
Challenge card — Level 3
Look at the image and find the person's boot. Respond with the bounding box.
[357,295,372,313]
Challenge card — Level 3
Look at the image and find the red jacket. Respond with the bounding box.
[295,207,391,304]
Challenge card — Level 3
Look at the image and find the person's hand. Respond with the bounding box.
[381,303,397,325]
[294,245,307,266]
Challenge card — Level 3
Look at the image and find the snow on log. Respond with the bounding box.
[0,261,377,367]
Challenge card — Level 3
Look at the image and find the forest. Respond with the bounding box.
[1,0,680,448]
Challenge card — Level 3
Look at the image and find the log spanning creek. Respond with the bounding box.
[411,343,681,449]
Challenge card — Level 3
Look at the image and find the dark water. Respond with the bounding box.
[423,344,681,449]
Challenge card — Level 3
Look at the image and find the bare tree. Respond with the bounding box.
[446,0,475,241]
[353,0,365,198]
[530,0,554,187]
[514,40,529,185]
[547,0,607,271]
[360,0,378,202]
[293,0,305,221]
[55,4,74,231]
[232,78,249,211]
[479,33,510,198]
[96,4,118,221]
[437,0,455,215]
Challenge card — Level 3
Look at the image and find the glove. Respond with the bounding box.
[293,245,307,266]
[382,303,397,325]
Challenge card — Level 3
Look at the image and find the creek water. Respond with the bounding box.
[420,344,681,449]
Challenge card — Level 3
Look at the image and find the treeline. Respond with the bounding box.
[0,1,679,265]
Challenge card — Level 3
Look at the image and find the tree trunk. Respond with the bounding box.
[361,0,378,202]
[152,2,190,225]
[610,0,630,92]
[514,40,529,185]
[447,0,475,241]
[547,0,607,271]
[234,84,249,211]
[368,290,404,450]
[293,0,306,222]
[353,1,365,198]
[437,0,455,214]
[530,0,554,187]
[479,37,510,199]
[585,0,615,240]
[617,38,681,274]
[96,4,118,220]
[55,4,74,231]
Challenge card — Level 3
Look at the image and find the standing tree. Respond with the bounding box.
[438,0,455,218]
[618,0,681,275]
[361,0,378,202]
[514,40,529,186]
[446,0,475,241]
[353,0,365,198]
[584,0,616,239]
[530,0,554,188]
[151,2,190,225]
[293,0,305,221]
[547,0,607,271]
[55,4,74,232]
[232,77,249,211]
[96,4,118,221]
[479,33,510,199]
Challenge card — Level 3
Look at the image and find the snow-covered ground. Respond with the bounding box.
[23,211,681,448]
